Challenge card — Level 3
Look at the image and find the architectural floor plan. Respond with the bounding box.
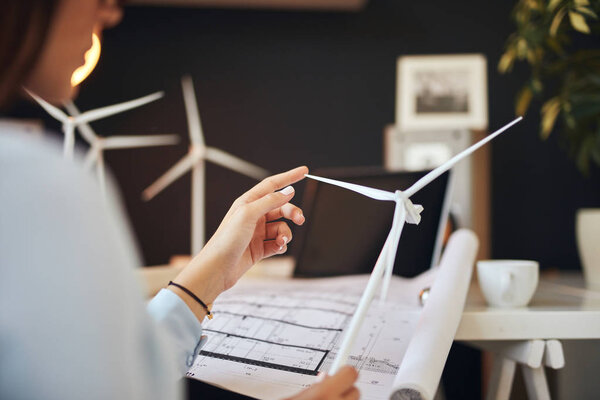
[186,274,432,399]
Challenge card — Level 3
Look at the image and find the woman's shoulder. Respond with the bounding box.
[0,125,142,276]
[0,127,73,164]
[0,128,100,197]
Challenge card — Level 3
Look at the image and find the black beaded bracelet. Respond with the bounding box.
[168,281,213,319]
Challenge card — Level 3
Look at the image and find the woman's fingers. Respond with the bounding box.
[263,223,292,258]
[317,366,359,397]
[263,240,288,258]
[242,166,308,203]
[246,185,297,220]
[265,221,292,244]
[266,203,305,225]
[283,366,358,400]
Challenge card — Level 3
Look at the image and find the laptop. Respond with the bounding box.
[293,167,452,278]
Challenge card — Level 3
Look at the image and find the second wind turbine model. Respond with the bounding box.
[142,75,269,255]
[27,90,179,196]
[64,101,179,196]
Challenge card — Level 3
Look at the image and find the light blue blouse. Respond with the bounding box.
[0,130,203,399]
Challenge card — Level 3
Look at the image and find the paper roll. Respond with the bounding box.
[390,229,479,400]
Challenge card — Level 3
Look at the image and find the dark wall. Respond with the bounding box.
[13,0,600,268]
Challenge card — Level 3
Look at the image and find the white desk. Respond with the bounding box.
[457,273,600,400]
[139,260,600,399]
[458,274,600,341]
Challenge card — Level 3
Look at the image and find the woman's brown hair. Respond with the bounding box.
[0,0,59,109]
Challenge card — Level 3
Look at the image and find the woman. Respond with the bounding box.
[0,1,359,399]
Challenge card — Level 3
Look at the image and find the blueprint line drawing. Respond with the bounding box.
[215,300,354,316]
[197,328,329,376]
[210,311,344,331]
[186,275,426,399]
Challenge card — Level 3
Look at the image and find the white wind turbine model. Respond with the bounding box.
[63,101,179,195]
[26,90,165,161]
[307,116,523,375]
[142,75,269,255]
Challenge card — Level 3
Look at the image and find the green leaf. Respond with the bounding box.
[569,11,591,33]
[516,87,534,116]
[498,49,516,73]
[575,6,598,19]
[525,0,543,11]
[517,38,529,57]
[574,0,590,6]
[548,0,563,12]
[532,78,543,94]
[541,97,561,138]
[550,8,567,36]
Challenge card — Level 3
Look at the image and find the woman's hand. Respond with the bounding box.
[170,166,308,318]
[202,165,308,288]
[286,366,360,400]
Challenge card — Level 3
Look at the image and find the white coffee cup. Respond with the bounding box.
[477,260,539,308]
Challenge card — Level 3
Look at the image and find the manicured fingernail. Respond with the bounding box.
[280,186,294,195]
[282,236,288,245]
[297,211,305,222]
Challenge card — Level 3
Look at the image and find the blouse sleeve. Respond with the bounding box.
[147,289,205,376]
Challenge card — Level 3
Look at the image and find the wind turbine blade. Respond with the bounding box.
[75,91,164,125]
[305,174,395,201]
[26,90,68,122]
[102,134,179,150]
[379,204,406,304]
[404,116,523,198]
[63,123,75,160]
[64,101,98,144]
[83,146,99,170]
[205,147,269,180]
[181,75,205,146]
[142,153,198,201]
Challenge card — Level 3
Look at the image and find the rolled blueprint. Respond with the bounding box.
[390,229,479,400]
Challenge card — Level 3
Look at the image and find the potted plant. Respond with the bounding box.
[499,0,600,286]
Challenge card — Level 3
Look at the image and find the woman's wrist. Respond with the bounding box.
[167,285,213,322]
[170,253,225,322]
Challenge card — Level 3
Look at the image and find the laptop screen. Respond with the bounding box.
[293,167,451,278]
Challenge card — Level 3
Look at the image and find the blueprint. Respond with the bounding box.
[186,274,434,399]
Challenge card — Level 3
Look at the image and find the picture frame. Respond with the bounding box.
[396,54,488,131]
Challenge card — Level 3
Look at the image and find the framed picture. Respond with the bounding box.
[396,54,488,131]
